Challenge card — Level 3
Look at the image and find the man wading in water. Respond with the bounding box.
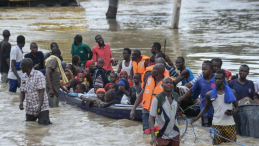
[149,77,185,146]
[130,64,165,131]
[19,58,51,125]
[192,69,239,145]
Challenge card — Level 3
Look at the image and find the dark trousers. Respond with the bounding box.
[26,110,51,125]
[142,112,149,131]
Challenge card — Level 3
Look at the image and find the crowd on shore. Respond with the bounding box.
[1,29,258,146]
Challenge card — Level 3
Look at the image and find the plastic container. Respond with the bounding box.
[234,104,259,138]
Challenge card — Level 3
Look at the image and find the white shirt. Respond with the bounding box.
[150,96,179,139]
[212,93,235,126]
[8,45,24,80]
[122,60,132,77]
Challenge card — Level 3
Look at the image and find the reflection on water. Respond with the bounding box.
[1,0,259,145]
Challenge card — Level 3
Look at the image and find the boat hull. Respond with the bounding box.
[59,91,143,120]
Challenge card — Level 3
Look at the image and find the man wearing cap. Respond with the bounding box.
[0,30,11,83]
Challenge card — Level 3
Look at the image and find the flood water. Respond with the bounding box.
[1,0,259,145]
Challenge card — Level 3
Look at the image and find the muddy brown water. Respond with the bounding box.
[1,0,259,145]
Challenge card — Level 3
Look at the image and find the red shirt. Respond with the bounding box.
[92,44,114,72]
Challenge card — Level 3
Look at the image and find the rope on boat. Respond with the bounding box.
[162,118,245,146]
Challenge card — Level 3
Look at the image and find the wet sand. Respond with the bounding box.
[1,0,259,145]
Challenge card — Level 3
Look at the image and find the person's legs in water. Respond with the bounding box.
[9,79,18,92]
[38,110,52,125]
[1,73,8,83]
[26,114,38,121]
[47,88,59,108]
[142,112,149,131]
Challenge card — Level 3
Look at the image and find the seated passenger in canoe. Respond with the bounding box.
[104,83,115,92]
[80,77,103,100]
[83,66,94,89]
[84,88,114,108]
[94,58,110,88]
[76,73,85,85]
[69,79,77,93]
[72,55,80,69]
[75,67,83,77]
[60,69,74,93]
[117,70,133,87]
[109,72,118,87]
[68,84,87,98]
[129,73,142,105]
[65,63,75,75]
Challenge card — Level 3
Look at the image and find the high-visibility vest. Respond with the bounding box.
[142,76,164,111]
[141,65,170,88]
[132,55,150,80]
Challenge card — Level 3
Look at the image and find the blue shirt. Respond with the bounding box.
[229,79,256,101]
[180,67,194,85]
[24,51,44,70]
[191,75,215,118]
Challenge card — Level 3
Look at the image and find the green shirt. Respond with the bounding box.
[71,42,91,65]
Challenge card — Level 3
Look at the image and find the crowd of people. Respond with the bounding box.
[1,29,258,146]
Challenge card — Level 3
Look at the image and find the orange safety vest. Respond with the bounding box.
[141,65,170,88]
[132,55,150,80]
[142,76,164,111]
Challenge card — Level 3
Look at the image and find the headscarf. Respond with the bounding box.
[76,73,85,85]
[84,60,94,72]
[96,88,106,94]
[114,78,130,104]
[117,70,133,87]
[104,83,112,92]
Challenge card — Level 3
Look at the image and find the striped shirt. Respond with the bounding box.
[190,72,203,85]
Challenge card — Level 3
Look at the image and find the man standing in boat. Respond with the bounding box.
[130,64,165,131]
[192,69,239,145]
[149,42,175,68]
[71,34,93,67]
[117,48,132,77]
[92,35,117,72]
